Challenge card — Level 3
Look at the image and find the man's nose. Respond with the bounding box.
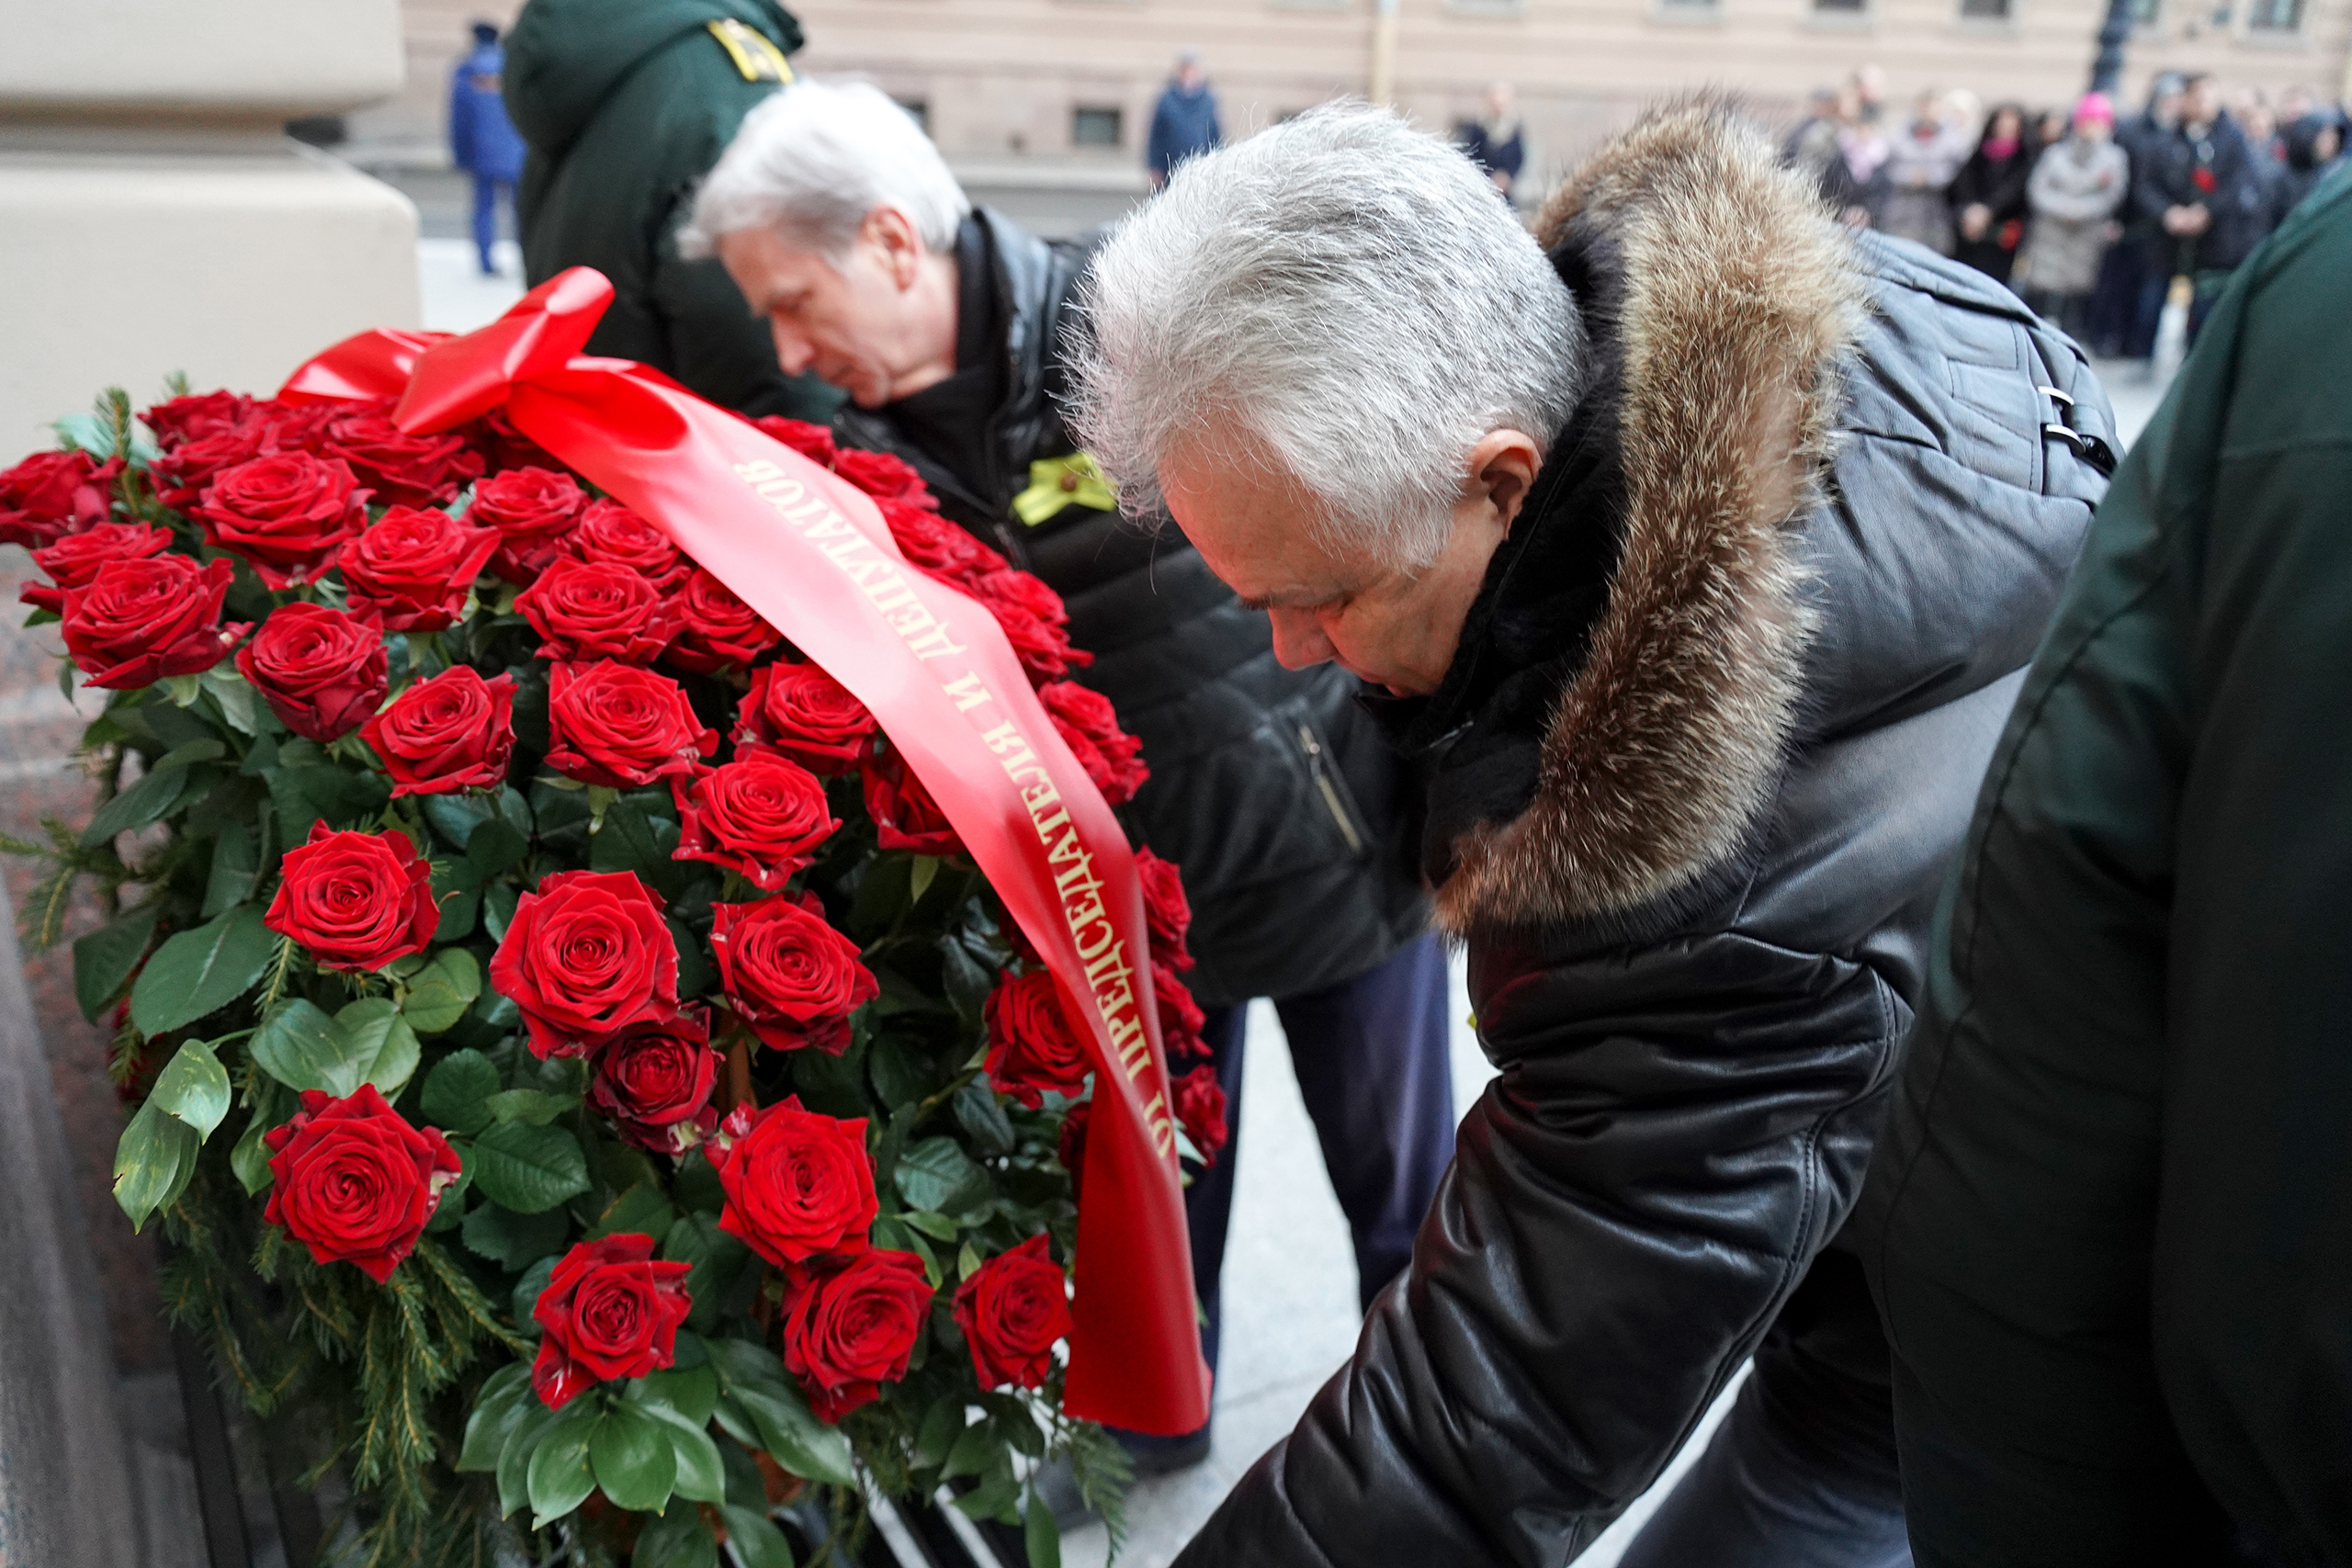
[1267,607,1335,671]
[769,321,818,377]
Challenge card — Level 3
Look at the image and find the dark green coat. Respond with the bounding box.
[1867,167,2352,1567]
[503,0,839,423]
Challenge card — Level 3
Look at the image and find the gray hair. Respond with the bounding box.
[1071,102,1585,570]
[679,79,970,261]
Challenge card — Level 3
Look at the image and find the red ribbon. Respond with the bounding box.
[282,269,1210,1435]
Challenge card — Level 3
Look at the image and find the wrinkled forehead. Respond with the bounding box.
[1158,428,1365,607]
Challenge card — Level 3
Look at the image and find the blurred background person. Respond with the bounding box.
[1148,49,1223,192]
[2089,71,2184,360]
[1951,102,2038,286]
[2277,110,2346,219]
[1458,80,1527,202]
[503,0,840,422]
[2137,72,2269,342]
[447,20,524,276]
[1838,96,1894,229]
[1881,89,1971,254]
[2022,92,2129,336]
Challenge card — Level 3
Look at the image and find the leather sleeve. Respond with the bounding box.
[1173,934,1905,1568]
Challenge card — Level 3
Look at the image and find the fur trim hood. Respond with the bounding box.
[1431,100,1867,932]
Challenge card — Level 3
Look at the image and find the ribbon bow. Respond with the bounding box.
[1011,452,1117,526]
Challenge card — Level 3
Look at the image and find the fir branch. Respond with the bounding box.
[256,933,301,1013]
[413,1235,532,1358]
[1061,1417,1133,1561]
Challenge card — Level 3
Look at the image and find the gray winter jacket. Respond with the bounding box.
[2024,136,2131,294]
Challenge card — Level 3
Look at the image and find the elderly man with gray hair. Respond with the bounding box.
[1072,100,2117,1565]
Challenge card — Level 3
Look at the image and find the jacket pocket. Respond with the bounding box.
[1284,703,1368,857]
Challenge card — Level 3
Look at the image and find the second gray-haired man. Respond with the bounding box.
[1072,102,2115,1564]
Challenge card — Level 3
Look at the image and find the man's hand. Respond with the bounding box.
[1961,202,1992,243]
[2164,203,2212,236]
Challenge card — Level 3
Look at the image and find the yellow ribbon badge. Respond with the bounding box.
[1011,451,1117,526]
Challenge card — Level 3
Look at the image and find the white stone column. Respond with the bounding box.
[0,0,421,452]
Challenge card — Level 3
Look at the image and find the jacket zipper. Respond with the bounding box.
[1296,723,1365,853]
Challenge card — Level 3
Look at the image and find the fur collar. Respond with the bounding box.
[1430,99,1866,933]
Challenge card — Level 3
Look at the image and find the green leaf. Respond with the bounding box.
[670,916,714,999]
[957,1241,983,1281]
[199,666,259,737]
[638,1403,725,1504]
[334,998,421,1097]
[462,1201,571,1270]
[894,1135,992,1215]
[73,902,159,1021]
[129,906,274,1037]
[526,1401,602,1528]
[495,1397,563,1519]
[464,818,530,885]
[662,1213,755,1334]
[1024,1492,1063,1568]
[148,1037,232,1140]
[458,1362,535,1472]
[867,1032,934,1107]
[230,1078,293,1195]
[401,947,482,1034]
[422,1048,500,1135]
[113,1099,199,1231]
[734,1382,855,1487]
[422,792,495,852]
[589,1182,676,1246]
[591,799,685,897]
[201,820,258,918]
[907,853,940,905]
[591,1402,678,1513]
[900,1209,960,1242]
[953,1456,1023,1523]
[950,1079,1016,1158]
[631,1506,718,1568]
[482,882,519,943]
[944,1416,996,1479]
[630,1363,719,1428]
[79,759,193,848]
[718,1506,796,1568]
[471,1120,591,1214]
[484,1088,578,1126]
[248,999,346,1095]
[513,1254,559,1328]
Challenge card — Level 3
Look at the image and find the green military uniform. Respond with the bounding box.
[503,0,841,423]
[1866,166,2352,1566]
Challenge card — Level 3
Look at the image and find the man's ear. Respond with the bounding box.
[865,207,924,289]
[1467,429,1544,536]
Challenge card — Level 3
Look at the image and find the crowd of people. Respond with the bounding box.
[1788,65,2346,354]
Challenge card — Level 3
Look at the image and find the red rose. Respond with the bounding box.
[1057,1098,1091,1202]
[952,1235,1072,1392]
[337,504,500,631]
[192,451,370,587]
[464,407,561,475]
[1173,1065,1229,1164]
[862,749,962,857]
[662,570,781,675]
[1152,960,1205,1043]
[588,1010,721,1153]
[321,402,484,508]
[530,1234,693,1409]
[1039,681,1148,806]
[735,661,876,774]
[468,466,588,582]
[150,420,277,509]
[518,558,678,663]
[748,415,838,467]
[707,1095,876,1265]
[489,869,680,1058]
[1134,847,1193,971]
[235,603,389,743]
[831,447,931,503]
[20,523,173,614]
[0,449,121,547]
[61,555,246,690]
[968,569,1089,684]
[544,660,716,788]
[780,1249,933,1420]
[709,895,878,1054]
[262,1084,461,1281]
[672,754,838,891]
[265,824,439,971]
[143,390,255,448]
[567,498,690,591]
[361,667,515,795]
[983,970,1090,1109]
[878,500,1002,584]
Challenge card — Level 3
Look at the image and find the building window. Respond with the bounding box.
[1959,0,2012,18]
[2128,0,2161,22]
[1444,0,1526,14]
[1072,107,1125,148]
[2244,0,2302,27]
[1812,0,1869,14]
[1655,0,1722,15]
[896,98,930,135]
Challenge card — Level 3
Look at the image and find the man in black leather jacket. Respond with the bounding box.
[684,79,1455,1464]
[1071,100,2113,1563]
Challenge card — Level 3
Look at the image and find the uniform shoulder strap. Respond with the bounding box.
[705,18,793,84]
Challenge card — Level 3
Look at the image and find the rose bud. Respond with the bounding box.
[262,1084,462,1281]
[192,450,372,587]
[879,499,1002,585]
[967,568,1088,685]
[588,1010,721,1154]
[529,1234,693,1410]
[61,555,247,690]
[1152,960,1205,1044]
[0,448,122,547]
[748,415,838,467]
[488,868,679,1058]
[265,824,440,971]
[830,446,930,503]
[1134,847,1193,971]
[780,1249,933,1421]
[708,895,877,1054]
[468,466,588,582]
[983,970,1090,1109]
[671,753,839,891]
[235,602,389,743]
[707,1095,877,1266]
[359,666,515,796]
[662,570,781,675]
[143,389,256,448]
[320,402,484,508]
[566,498,691,591]
[1039,681,1148,806]
[517,558,678,664]
[543,660,716,789]
[337,504,501,631]
[1057,1099,1091,1203]
[464,407,561,475]
[21,522,174,615]
[734,661,876,775]
[952,1235,1073,1393]
[150,421,277,509]
[861,749,962,857]
[1173,1064,1230,1164]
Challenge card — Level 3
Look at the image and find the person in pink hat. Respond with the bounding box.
[2021,92,2131,333]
